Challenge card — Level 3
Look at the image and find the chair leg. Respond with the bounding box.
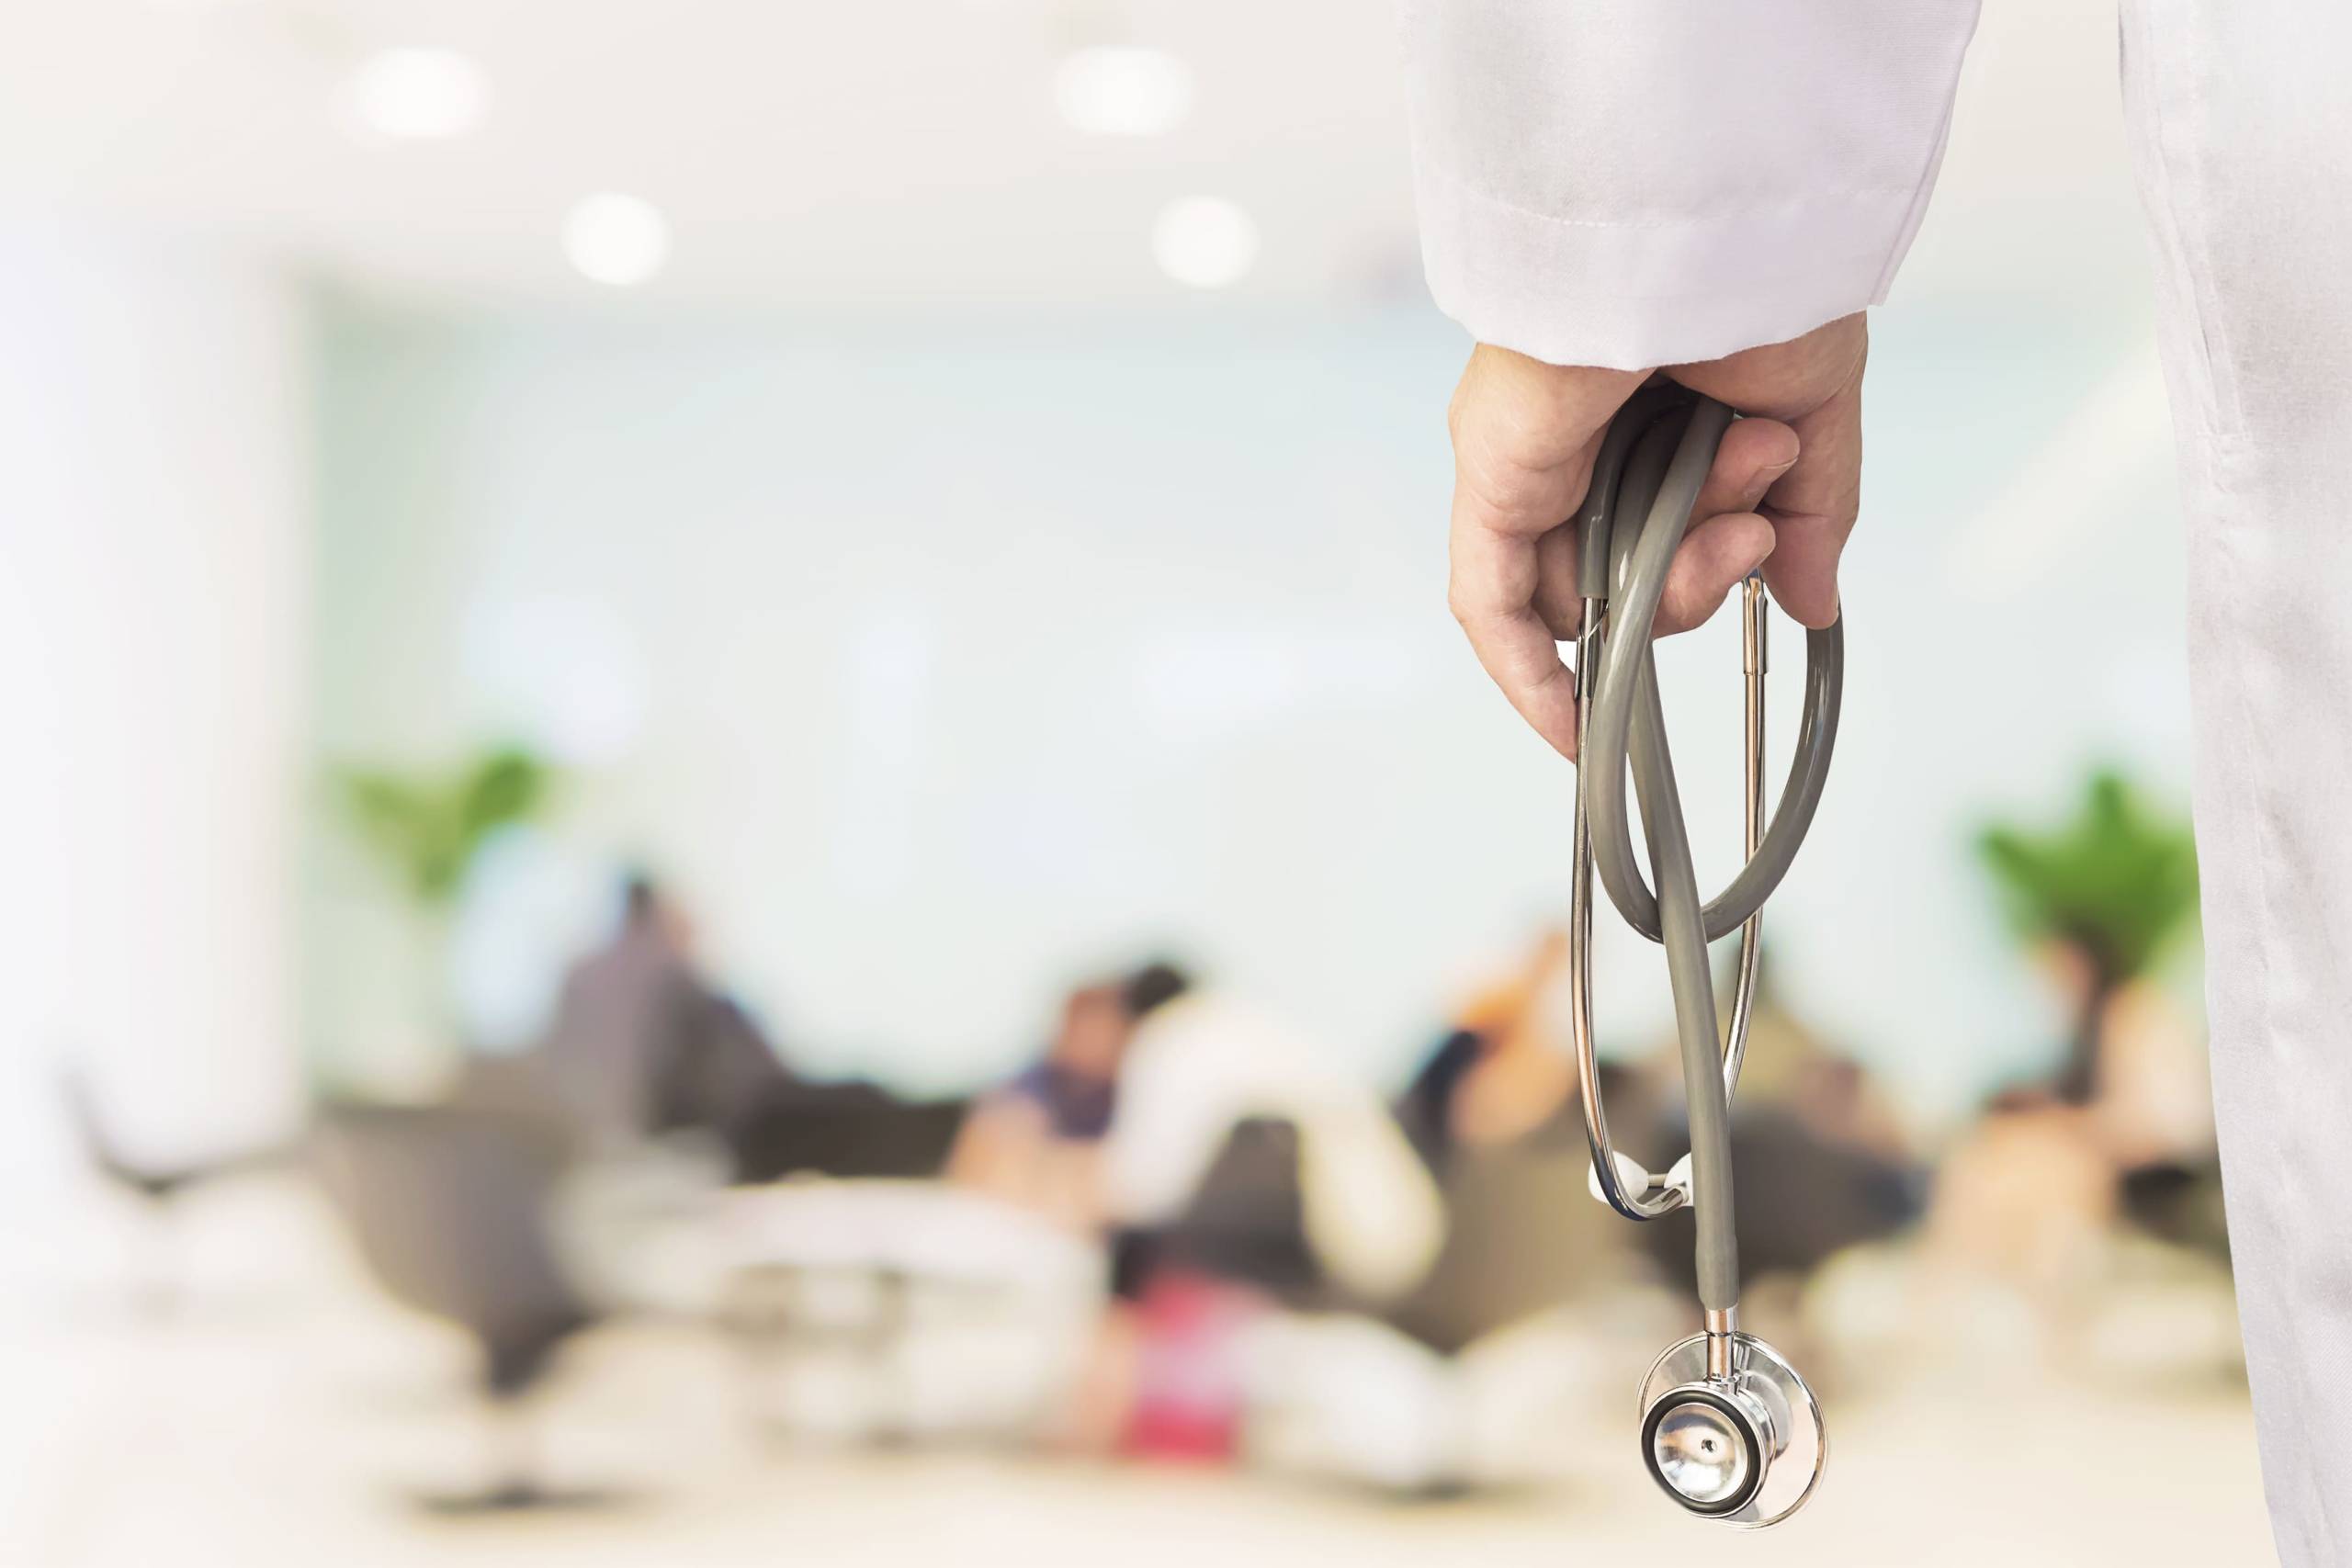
[408,1393,627,1514]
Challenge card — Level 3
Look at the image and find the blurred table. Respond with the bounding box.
[715,1179,1104,1442]
[719,1179,1101,1288]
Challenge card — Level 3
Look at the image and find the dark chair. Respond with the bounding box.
[312,1102,614,1513]
[1125,1115,1327,1304]
[724,1087,969,1184]
[1635,1106,1921,1296]
[1377,1108,1619,1357]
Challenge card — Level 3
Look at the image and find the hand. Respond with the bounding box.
[1445,314,1867,759]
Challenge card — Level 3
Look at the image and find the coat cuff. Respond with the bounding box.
[1412,153,1941,370]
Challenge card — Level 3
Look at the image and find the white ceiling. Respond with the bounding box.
[0,0,2147,310]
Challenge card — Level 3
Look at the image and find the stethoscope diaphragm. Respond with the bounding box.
[1636,1330,1826,1528]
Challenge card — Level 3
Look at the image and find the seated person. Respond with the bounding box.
[1101,964,1440,1307]
[1068,965,1444,1451]
[538,873,786,1155]
[951,974,1165,1233]
[1398,925,1576,1170]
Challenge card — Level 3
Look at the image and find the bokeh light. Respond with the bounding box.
[563,192,673,287]
[338,48,491,143]
[1151,196,1258,289]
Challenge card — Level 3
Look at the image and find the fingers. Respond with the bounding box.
[1757,365,1860,628]
[1653,414,1792,635]
[1670,315,1867,630]
[1531,523,1584,638]
[1498,507,1772,753]
[1653,512,1777,637]
[1499,505,1774,751]
[1447,348,1645,760]
[1449,513,1583,756]
[1529,415,1793,642]
[1688,415,1799,526]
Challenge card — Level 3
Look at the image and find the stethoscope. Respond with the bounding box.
[1566,384,1843,1527]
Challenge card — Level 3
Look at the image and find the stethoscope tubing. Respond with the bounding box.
[1568,389,1846,1314]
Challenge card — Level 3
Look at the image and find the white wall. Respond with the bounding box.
[0,216,307,1188]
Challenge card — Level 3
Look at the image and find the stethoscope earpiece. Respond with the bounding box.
[1567,389,1842,1528]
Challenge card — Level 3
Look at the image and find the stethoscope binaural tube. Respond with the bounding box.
[1566,386,1841,1528]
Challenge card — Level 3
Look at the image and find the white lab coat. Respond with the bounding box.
[1405,4,2352,1562]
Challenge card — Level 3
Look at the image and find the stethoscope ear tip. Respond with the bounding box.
[1585,1149,1694,1213]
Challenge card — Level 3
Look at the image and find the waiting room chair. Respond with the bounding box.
[312,1101,616,1512]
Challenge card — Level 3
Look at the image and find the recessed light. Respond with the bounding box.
[562,193,672,288]
[1055,46,1193,138]
[340,48,491,142]
[1152,197,1258,289]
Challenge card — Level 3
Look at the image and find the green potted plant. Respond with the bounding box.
[319,744,561,1094]
[1975,768,2199,1103]
[332,745,557,914]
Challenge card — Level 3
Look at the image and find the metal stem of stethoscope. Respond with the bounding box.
[1566,386,1843,1528]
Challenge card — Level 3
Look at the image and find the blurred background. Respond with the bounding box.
[0,0,2267,1562]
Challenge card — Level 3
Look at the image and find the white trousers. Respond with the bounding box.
[2124,4,2352,1562]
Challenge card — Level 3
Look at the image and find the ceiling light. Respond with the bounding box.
[340,48,491,142]
[1151,197,1258,289]
[562,192,672,288]
[1055,46,1193,137]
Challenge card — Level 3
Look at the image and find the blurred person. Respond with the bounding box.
[1101,963,1441,1306]
[1787,1055,1913,1169]
[1057,962,1444,1453]
[1397,925,1575,1169]
[1925,976,2223,1330]
[1910,956,2219,1343]
[1731,952,1916,1165]
[1404,7,2352,1554]
[948,980,1135,1233]
[538,872,782,1153]
[534,874,966,1185]
[2023,940,2217,1173]
[1924,1087,2120,1332]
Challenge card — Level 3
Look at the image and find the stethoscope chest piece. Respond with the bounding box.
[1636,1331,1826,1528]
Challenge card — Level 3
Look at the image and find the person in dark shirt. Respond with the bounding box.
[952,982,1130,1230]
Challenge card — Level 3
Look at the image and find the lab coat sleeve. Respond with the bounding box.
[1401,2,1981,369]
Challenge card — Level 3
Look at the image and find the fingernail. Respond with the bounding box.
[1741,456,1797,510]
